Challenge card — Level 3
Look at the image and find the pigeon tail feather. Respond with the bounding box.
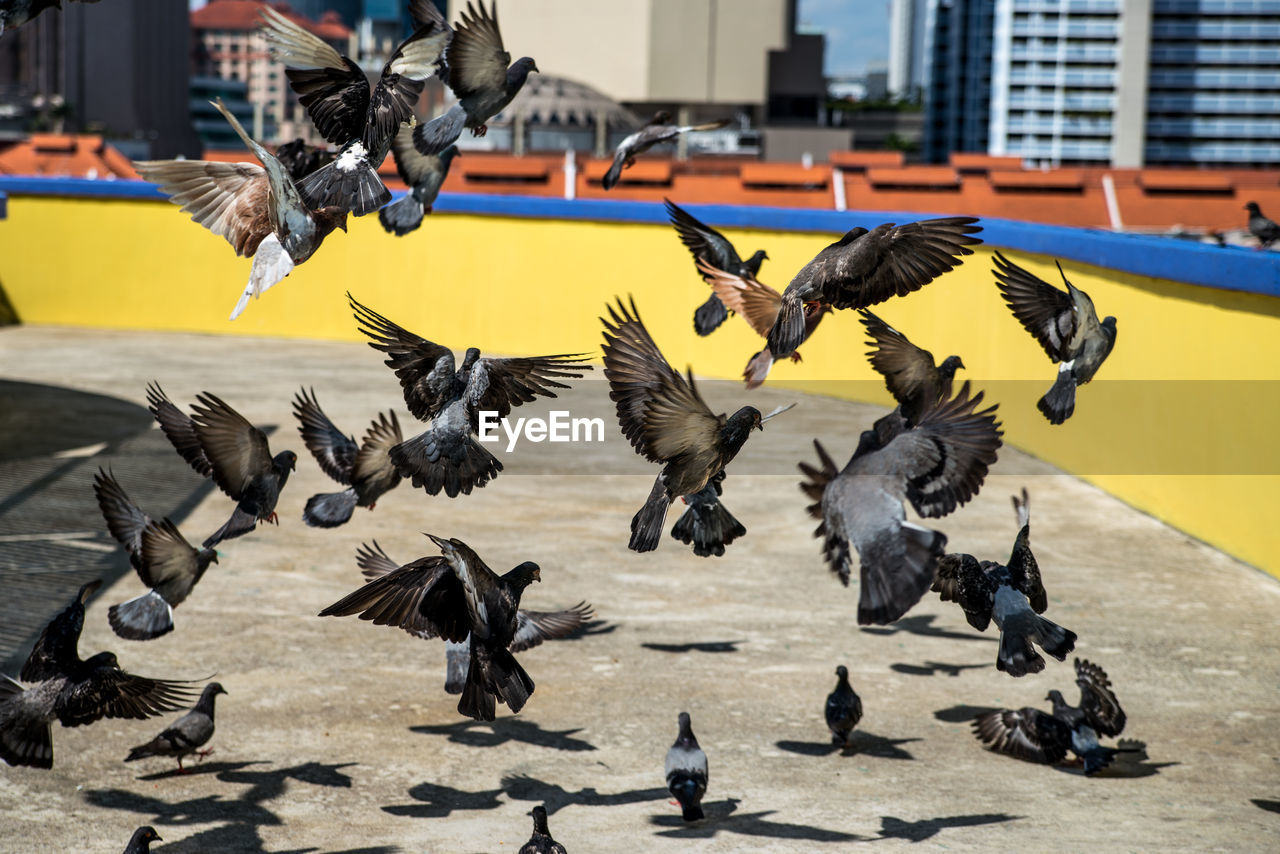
[743,348,774,389]
[766,291,805,358]
[298,154,390,217]
[857,523,945,626]
[203,506,259,549]
[1038,370,1076,424]
[0,676,53,769]
[390,431,502,498]
[670,496,746,558]
[302,488,359,528]
[413,104,466,156]
[107,590,175,641]
[693,293,729,336]
[233,233,295,320]
[629,476,671,552]
[601,151,626,190]
[458,643,534,721]
[667,773,705,821]
[378,192,426,236]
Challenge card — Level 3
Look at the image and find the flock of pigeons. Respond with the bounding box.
[0,1,1173,849]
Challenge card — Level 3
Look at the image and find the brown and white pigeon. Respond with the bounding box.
[664,198,769,335]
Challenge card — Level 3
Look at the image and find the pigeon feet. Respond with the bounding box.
[267,512,279,525]
[790,352,803,364]
[473,124,488,137]
[196,748,215,762]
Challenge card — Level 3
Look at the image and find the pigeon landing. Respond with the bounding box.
[602,112,730,190]
[518,805,568,854]
[825,665,863,747]
[933,489,1077,676]
[665,711,709,821]
[992,251,1117,425]
[859,309,965,425]
[664,198,768,336]
[293,387,403,528]
[125,682,226,772]
[93,468,219,640]
[669,471,747,558]
[122,827,163,854]
[379,130,459,236]
[1246,201,1280,248]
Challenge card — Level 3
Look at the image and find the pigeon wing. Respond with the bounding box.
[365,21,452,151]
[189,393,275,503]
[992,251,1076,361]
[350,294,457,421]
[973,707,1072,765]
[698,260,782,339]
[665,198,743,275]
[21,580,100,683]
[138,520,204,607]
[1075,658,1126,737]
[134,160,271,257]
[354,540,401,580]
[55,669,199,727]
[147,383,212,478]
[319,554,468,642]
[351,410,403,495]
[93,469,150,565]
[859,309,942,409]
[446,0,510,101]
[292,387,358,485]
[475,354,593,421]
[509,602,594,653]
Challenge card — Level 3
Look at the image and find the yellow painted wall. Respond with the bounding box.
[3,195,1278,577]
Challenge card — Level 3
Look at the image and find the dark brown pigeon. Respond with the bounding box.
[664,198,769,335]
[1246,201,1280,248]
[825,665,862,747]
[992,251,1117,424]
[602,112,730,190]
[798,382,1003,625]
[859,309,964,425]
[0,0,99,35]
[766,217,983,359]
[379,129,459,236]
[122,827,162,854]
[125,682,226,772]
[0,581,200,769]
[519,805,567,854]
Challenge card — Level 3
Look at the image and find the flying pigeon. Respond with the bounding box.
[825,665,863,747]
[798,381,1003,625]
[992,251,1117,425]
[859,309,964,425]
[0,0,99,36]
[933,490,1076,676]
[134,99,349,320]
[668,471,747,558]
[122,827,162,854]
[973,658,1133,775]
[765,217,983,360]
[125,682,227,772]
[146,383,297,548]
[93,468,219,640]
[665,711,708,821]
[379,128,459,236]
[663,198,769,335]
[353,540,593,695]
[0,580,200,769]
[1246,201,1280,248]
[600,296,767,553]
[260,2,450,215]
[414,0,538,155]
[320,534,543,721]
[602,112,730,190]
[292,387,403,528]
[350,294,590,498]
[273,138,334,181]
[518,805,568,854]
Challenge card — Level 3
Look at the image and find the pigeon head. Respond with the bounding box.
[129,827,162,849]
[505,561,541,590]
[461,347,482,370]
[530,805,551,834]
[276,450,298,472]
[508,56,538,86]
[651,110,673,125]
[748,249,768,266]
[835,664,848,680]
[314,206,349,234]
[721,406,763,452]
[833,226,870,248]
[1246,201,1262,214]
[852,427,883,460]
[440,145,461,166]
[205,682,228,697]
[939,355,965,381]
[1101,316,1117,335]
[85,651,119,670]
[1046,689,1067,706]
[676,711,697,743]
[199,547,219,567]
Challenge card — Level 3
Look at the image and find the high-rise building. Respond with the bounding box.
[921,0,995,162]
[888,0,931,98]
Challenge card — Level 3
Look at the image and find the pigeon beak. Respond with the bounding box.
[531,61,540,73]
[424,533,450,552]
[212,551,221,564]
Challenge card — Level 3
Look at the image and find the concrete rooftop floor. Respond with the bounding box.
[0,325,1277,853]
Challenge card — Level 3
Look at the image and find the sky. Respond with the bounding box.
[798,0,891,78]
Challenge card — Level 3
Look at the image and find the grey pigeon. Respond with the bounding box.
[766,217,983,360]
[1246,201,1280,248]
[0,580,200,769]
[600,297,766,553]
[993,251,1117,425]
[602,112,730,190]
[825,665,862,746]
[974,658,1134,775]
[380,129,459,236]
[293,387,403,528]
[93,468,219,640]
[519,805,567,854]
[664,197,768,335]
[414,0,538,155]
[859,309,964,425]
[147,383,297,548]
[135,99,349,320]
[669,471,746,558]
[0,0,99,35]
[320,534,543,721]
[665,711,708,821]
[933,489,1076,676]
[350,294,590,498]
[260,2,450,215]
[798,382,1003,625]
[353,541,592,695]
[125,682,227,772]
[122,826,162,854]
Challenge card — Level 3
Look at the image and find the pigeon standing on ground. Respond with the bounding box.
[0,0,99,36]
[320,534,543,721]
[859,309,964,425]
[260,2,450,215]
[93,468,219,640]
[414,0,538,155]
[125,682,227,772]
[992,251,1117,425]
[665,711,708,822]
[147,383,297,547]
[798,382,1003,625]
[973,658,1134,775]
[122,827,162,854]
[600,296,769,553]
[765,217,983,361]
[352,541,592,695]
[379,128,459,236]
[134,99,350,320]
[350,294,591,497]
[1246,201,1280,248]
[292,387,403,527]
[602,112,730,190]
[0,580,200,769]
[825,665,863,747]
[518,805,567,854]
[932,490,1077,676]
[664,198,769,335]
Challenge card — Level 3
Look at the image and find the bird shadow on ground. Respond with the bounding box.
[85,761,359,853]
[932,704,1001,724]
[567,619,617,640]
[874,813,1022,842]
[641,640,745,653]
[1052,741,1178,779]
[501,773,668,815]
[136,759,269,781]
[649,798,865,841]
[775,731,921,760]
[409,717,597,751]
[890,660,989,677]
[1251,798,1280,814]
[381,781,505,818]
[860,615,994,643]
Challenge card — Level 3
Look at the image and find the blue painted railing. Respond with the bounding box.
[2,175,1277,297]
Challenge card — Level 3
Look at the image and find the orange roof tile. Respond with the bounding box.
[0,134,138,179]
[192,0,351,40]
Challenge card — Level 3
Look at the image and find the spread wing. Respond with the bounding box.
[390,122,445,187]
[93,468,149,562]
[859,309,941,408]
[351,410,403,489]
[446,0,510,101]
[319,553,469,642]
[510,602,594,653]
[698,260,782,339]
[664,198,743,275]
[475,355,593,421]
[973,707,1072,765]
[350,294,457,421]
[21,580,101,683]
[134,160,271,257]
[55,669,200,727]
[365,20,452,151]
[189,393,274,503]
[260,6,368,145]
[932,552,995,632]
[991,251,1076,362]
[354,540,401,580]
[138,520,204,606]
[431,535,499,641]
[293,387,357,484]
[147,382,213,478]
[1075,658,1126,737]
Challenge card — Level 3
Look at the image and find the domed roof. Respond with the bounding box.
[494,75,640,129]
